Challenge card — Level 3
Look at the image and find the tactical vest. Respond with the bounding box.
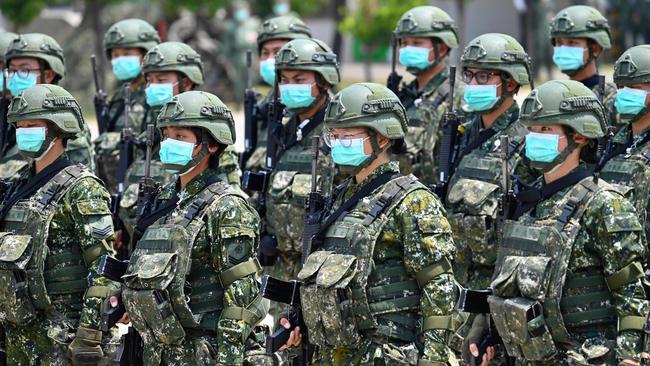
[488,178,645,361]
[298,175,455,348]
[122,180,262,345]
[0,165,96,325]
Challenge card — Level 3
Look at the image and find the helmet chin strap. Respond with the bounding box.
[340,130,390,177]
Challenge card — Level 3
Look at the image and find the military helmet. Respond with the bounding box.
[275,38,340,85]
[157,91,235,145]
[142,42,204,85]
[614,45,650,85]
[520,80,606,139]
[549,5,611,49]
[257,15,312,49]
[0,32,19,65]
[325,83,407,139]
[461,33,532,86]
[394,6,458,48]
[7,84,84,138]
[5,33,65,79]
[103,18,161,57]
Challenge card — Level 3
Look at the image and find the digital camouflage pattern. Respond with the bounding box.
[447,102,525,290]
[310,161,458,365]
[124,168,267,365]
[1,159,118,365]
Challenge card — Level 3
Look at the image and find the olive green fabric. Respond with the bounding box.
[7,84,84,138]
[256,15,311,49]
[143,41,204,85]
[0,31,19,65]
[275,38,340,85]
[549,5,611,49]
[103,18,160,56]
[157,90,236,145]
[5,33,65,79]
[461,33,532,86]
[520,80,606,139]
[324,82,408,139]
[394,6,458,48]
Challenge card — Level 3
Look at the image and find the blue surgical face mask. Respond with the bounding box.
[552,46,585,71]
[398,46,431,71]
[235,9,249,21]
[111,55,142,81]
[525,132,562,163]
[331,138,369,166]
[159,138,196,173]
[280,83,315,110]
[8,72,37,96]
[16,127,47,154]
[259,58,276,86]
[273,3,290,15]
[615,87,648,116]
[146,83,175,106]
[463,84,500,112]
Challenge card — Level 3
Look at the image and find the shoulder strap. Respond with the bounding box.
[178,179,235,227]
[360,174,423,227]
[554,178,602,232]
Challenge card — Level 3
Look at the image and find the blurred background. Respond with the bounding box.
[1,0,648,151]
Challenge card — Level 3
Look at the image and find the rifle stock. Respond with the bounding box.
[435,65,463,198]
[91,55,109,134]
[240,49,258,168]
[386,32,402,95]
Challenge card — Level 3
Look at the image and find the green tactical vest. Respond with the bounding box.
[599,145,650,240]
[122,180,263,345]
[488,178,645,361]
[0,165,97,325]
[298,175,455,348]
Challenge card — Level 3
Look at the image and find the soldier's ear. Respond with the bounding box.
[43,70,56,84]
[572,132,588,145]
[505,78,519,93]
[437,43,449,58]
[591,43,603,58]
[183,79,194,91]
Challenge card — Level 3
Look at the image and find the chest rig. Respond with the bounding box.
[487,178,644,361]
[298,175,454,348]
[0,165,93,325]
[122,180,262,345]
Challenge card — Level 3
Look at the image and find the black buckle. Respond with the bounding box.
[558,201,577,224]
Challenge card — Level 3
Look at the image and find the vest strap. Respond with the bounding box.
[416,257,452,287]
[84,285,113,299]
[422,315,456,332]
[221,306,258,326]
[605,261,644,291]
[562,307,616,326]
[618,315,647,332]
[219,258,261,287]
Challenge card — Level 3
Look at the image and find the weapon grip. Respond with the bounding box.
[266,324,292,354]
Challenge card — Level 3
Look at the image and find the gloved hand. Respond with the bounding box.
[67,327,104,366]
[257,234,279,266]
[461,313,490,366]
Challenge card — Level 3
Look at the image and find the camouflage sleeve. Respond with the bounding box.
[217,146,243,188]
[64,177,119,330]
[584,190,650,361]
[398,189,457,363]
[208,195,261,365]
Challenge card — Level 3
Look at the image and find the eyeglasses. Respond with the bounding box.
[8,69,40,79]
[461,70,500,85]
[323,131,368,147]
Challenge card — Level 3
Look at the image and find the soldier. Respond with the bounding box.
[598,45,650,243]
[118,41,241,239]
[120,91,269,365]
[391,5,461,185]
[278,83,458,365]
[259,38,340,281]
[449,33,532,289]
[0,31,18,165]
[224,0,260,104]
[549,5,618,125]
[4,33,96,175]
[466,80,648,365]
[0,84,119,365]
[242,15,312,170]
[94,18,161,193]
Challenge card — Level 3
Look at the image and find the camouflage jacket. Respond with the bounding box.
[139,168,261,364]
[0,157,118,331]
[311,161,457,365]
[398,69,464,185]
[445,102,526,289]
[498,172,649,363]
[581,73,617,127]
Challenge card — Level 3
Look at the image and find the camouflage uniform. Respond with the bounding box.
[94,19,160,193]
[3,33,95,174]
[1,85,118,365]
[393,6,461,185]
[483,80,649,365]
[120,91,271,366]
[296,83,457,365]
[549,5,618,126]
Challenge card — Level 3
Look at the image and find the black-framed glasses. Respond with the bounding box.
[461,70,500,85]
[8,69,40,79]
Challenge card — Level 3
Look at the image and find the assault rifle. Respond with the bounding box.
[0,69,11,157]
[435,65,464,199]
[134,124,160,247]
[91,55,110,134]
[386,32,402,95]
[240,50,258,168]
[301,136,325,263]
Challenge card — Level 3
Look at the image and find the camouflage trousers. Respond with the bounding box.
[312,339,426,366]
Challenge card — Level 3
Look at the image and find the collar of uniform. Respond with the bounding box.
[28,154,68,179]
[345,161,400,200]
[421,68,449,97]
[180,168,220,198]
[579,73,601,90]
